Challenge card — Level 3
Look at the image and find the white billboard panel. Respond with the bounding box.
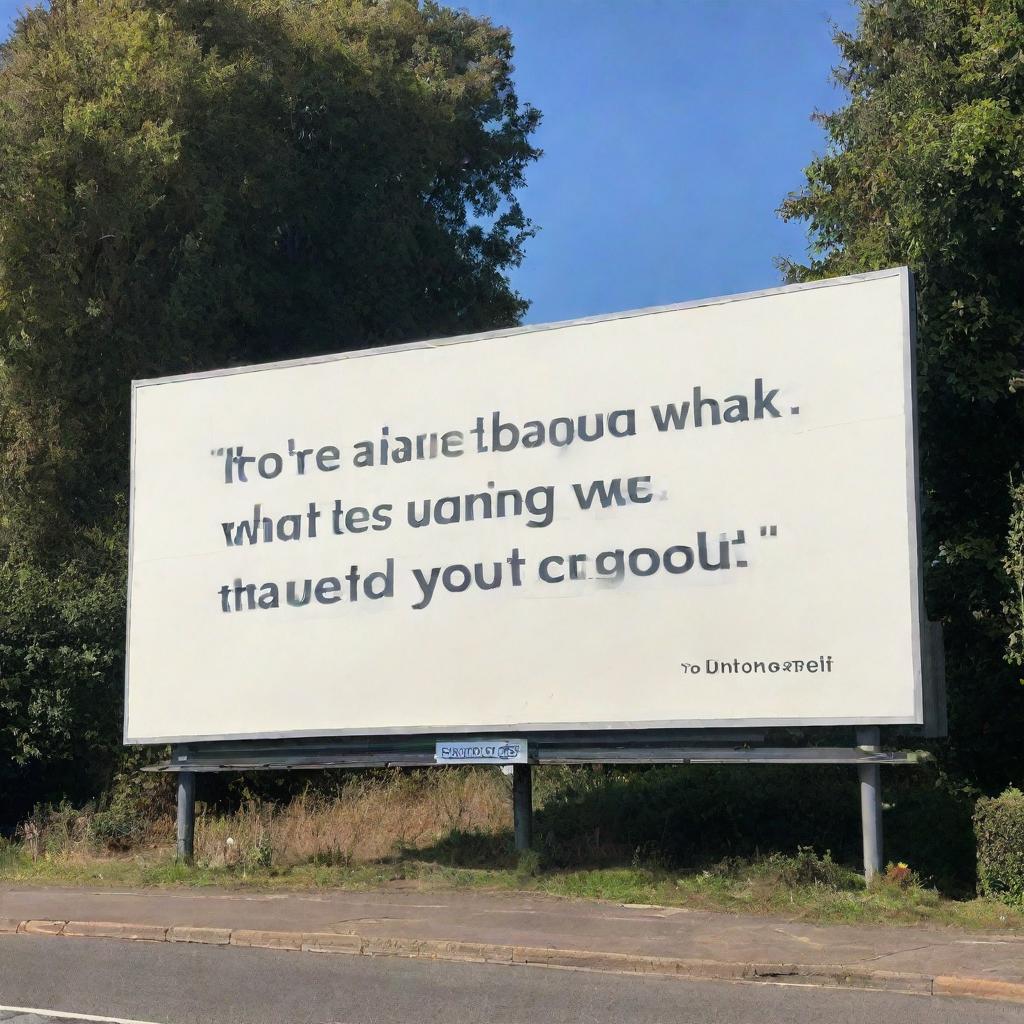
[125,268,923,743]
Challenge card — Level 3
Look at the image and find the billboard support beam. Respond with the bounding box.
[176,770,196,864]
[144,732,929,773]
[513,763,533,851]
[856,726,883,882]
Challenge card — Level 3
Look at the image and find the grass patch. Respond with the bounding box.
[2,843,1022,933]
[6,764,1019,933]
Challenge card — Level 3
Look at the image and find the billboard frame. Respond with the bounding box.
[124,266,924,745]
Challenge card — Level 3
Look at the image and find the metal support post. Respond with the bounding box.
[176,770,196,864]
[512,763,533,851]
[856,726,883,882]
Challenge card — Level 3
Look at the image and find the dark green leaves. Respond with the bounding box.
[780,0,1024,788]
[0,0,539,814]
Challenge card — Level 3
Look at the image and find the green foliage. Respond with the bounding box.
[0,560,125,817]
[0,836,21,870]
[534,766,863,869]
[769,846,861,891]
[697,848,865,894]
[239,836,274,873]
[89,770,175,851]
[780,0,1024,788]
[1004,477,1024,673]
[0,0,539,815]
[515,847,542,879]
[532,765,977,892]
[0,0,539,563]
[19,799,91,858]
[14,769,174,855]
[974,788,1024,905]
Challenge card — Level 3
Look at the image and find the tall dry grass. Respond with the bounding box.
[193,768,511,868]
[16,768,515,868]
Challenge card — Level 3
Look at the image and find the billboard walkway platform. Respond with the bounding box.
[1,884,1021,1004]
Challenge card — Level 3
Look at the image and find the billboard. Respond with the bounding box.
[124,268,923,743]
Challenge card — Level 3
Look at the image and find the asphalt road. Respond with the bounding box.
[2,935,1023,1024]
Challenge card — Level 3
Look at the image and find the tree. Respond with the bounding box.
[0,0,540,814]
[780,0,1024,788]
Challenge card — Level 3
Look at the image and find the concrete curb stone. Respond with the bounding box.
[746,963,933,995]
[64,921,168,942]
[168,925,231,945]
[5,918,1024,1005]
[934,976,1024,1003]
[421,939,514,964]
[300,932,362,955]
[18,919,65,935]
[230,928,303,951]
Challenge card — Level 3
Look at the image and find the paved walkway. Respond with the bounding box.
[2,883,1022,988]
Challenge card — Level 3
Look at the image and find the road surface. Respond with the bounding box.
[1,935,1021,1024]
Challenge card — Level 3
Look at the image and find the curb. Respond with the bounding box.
[4,918,1024,1005]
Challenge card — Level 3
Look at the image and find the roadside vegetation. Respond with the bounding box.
[1,0,1023,926]
[3,765,1022,933]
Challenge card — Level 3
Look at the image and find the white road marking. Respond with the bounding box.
[0,1006,164,1024]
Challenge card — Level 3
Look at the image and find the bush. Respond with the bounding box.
[19,801,92,858]
[975,788,1024,905]
[770,847,861,891]
[89,772,175,851]
[0,561,126,825]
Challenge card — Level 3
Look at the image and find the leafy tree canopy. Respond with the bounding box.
[0,0,539,810]
[0,0,540,565]
[781,0,1024,788]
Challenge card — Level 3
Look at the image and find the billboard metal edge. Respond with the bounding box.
[126,717,924,746]
[901,267,926,727]
[129,268,908,390]
[124,380,138,743]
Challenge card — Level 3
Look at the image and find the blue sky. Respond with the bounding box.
[471,0,857,322]
[0,0,856,324]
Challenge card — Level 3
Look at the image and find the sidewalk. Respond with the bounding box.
[2,884,1022,1002]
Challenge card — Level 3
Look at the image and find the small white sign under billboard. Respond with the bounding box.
[435,740,528,765]
[125,268,923,743]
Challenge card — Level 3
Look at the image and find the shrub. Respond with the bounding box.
[89,774,174,852]
[975,788,1024,905]
[771,847,862,891]
[19,801,92,858]
[0,561,126,823]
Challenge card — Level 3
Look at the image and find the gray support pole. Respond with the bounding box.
[512,763,533,851]
[176,770,196,864]
[856,726,883,883]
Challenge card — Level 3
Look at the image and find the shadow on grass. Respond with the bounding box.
[398,827,519,869]
[398,764,978,897]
